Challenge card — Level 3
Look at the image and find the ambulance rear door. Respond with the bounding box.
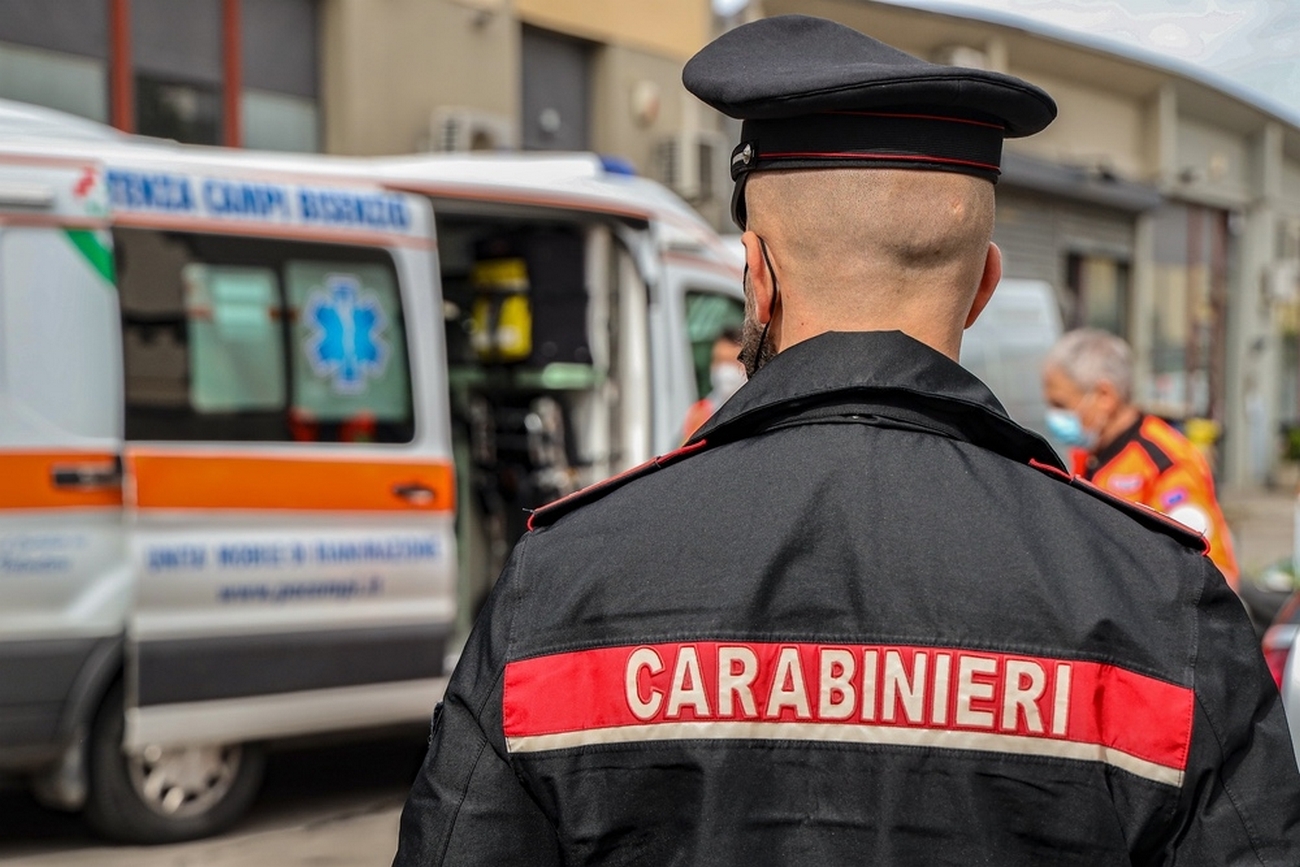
[0,156,126,768]
[110,165,457,751]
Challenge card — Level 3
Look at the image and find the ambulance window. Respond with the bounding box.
[117,228,414,443]
[285,260,412,429]
[683,291,745,398]
[184,265,286,412]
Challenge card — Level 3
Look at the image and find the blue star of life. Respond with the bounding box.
[304,274,389,393]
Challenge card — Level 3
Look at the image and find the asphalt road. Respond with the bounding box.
[0,735,427,866]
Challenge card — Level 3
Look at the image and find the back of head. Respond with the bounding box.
[682,14,1056,360]
[745,167,996,328]
[1046,328,1133,401]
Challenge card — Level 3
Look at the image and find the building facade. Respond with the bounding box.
[0,0,729,225]
[759,0,1300,490]
[0,0,320,150]
[317,0,724,222]
[7,0,1300,487]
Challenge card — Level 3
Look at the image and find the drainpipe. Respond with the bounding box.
[223,0,243,147]
[109,0,133,132]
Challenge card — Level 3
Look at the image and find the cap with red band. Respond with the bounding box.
[682,14,1058,228]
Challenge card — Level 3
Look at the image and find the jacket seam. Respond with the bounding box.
[435,734,490,866]
[502,533,530,695]
[1186,563,1268,865]
[1165,557,1206,848]
[1191,694,1270,866]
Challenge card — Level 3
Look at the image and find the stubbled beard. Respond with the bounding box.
[739,311,776,378]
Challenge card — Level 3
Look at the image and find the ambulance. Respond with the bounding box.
[0,100,745,842]
[0,106,456,842]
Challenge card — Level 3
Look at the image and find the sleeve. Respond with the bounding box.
[392,539,562,867]
[1156,563,1300,864]
[1147,467,1240,588]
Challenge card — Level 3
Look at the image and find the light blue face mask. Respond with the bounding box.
[1045,407,1095,449]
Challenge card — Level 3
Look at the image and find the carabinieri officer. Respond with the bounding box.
[394,15,1300,865]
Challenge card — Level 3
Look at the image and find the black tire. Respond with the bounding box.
[84,683,265,844]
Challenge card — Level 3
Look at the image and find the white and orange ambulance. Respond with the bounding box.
[0,101,747,843]
[0,105,457,842]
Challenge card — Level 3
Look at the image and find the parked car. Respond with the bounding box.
[1243,558,1299,638]
[1262,590,1300,766]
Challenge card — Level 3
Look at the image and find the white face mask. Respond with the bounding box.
[709,362,747,402]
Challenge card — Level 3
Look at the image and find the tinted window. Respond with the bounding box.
[118,229,413,443]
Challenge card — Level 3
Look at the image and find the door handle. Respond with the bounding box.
[51,457,123,490]
[392,482,437,506]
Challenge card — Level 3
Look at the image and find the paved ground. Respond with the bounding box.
[1222,487,1295,574]
[0,736,425,867]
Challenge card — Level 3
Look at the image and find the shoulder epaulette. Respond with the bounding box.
[1027,459,1209,555]
[526,439,711,531]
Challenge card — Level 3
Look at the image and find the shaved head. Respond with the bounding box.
[738,168,1001,363]
[748,167,993,297]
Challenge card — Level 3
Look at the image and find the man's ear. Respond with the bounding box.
[964,242,1003,329]
[741,230,776,325]
[1093,379,1123,415]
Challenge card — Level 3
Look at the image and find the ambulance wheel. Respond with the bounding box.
[84,684,265,844]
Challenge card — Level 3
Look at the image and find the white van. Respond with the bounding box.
[0,122,456,842]
[0,104,744,842]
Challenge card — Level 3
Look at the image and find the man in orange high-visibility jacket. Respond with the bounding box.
[1043,328,1240,588]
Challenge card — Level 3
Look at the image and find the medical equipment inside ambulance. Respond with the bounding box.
[441,217,595,610]
[438,213,637,619]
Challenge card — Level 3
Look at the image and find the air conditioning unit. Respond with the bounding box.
[425,108,516,153]
[933,44,989,69]
[655,130,730,203]
[1282,217,1300,260]
[1265,260,1300,304]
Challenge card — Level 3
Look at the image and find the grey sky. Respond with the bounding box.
[714,1,1300,119]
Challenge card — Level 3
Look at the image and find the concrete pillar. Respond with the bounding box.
[1130,212,1156,406]
[1145,84,1177,187]
[1223,122,1282,489]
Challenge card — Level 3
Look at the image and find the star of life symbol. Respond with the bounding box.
[304,274,389,394]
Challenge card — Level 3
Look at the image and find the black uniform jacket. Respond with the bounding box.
[394,331,1300,866]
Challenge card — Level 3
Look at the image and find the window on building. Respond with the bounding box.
[242,0,320,152]
[1148,204,1233,421]
[136,75,222,144]
[520,26,592,152]
[242,89,319,152]
[117,229,413,443]
[1065,252,1130,337]
[0,41,108,122]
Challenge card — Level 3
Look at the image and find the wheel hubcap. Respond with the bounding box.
[127,742,242,818]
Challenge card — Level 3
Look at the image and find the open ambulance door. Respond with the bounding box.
[655,252,746,453]
[429,204,654,630]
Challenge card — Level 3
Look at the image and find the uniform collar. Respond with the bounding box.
[691,330,1065,470]
[1087,413,1145,475]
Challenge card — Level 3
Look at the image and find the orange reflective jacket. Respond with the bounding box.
[1076,415,1239,588]
[681,397,718,444]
